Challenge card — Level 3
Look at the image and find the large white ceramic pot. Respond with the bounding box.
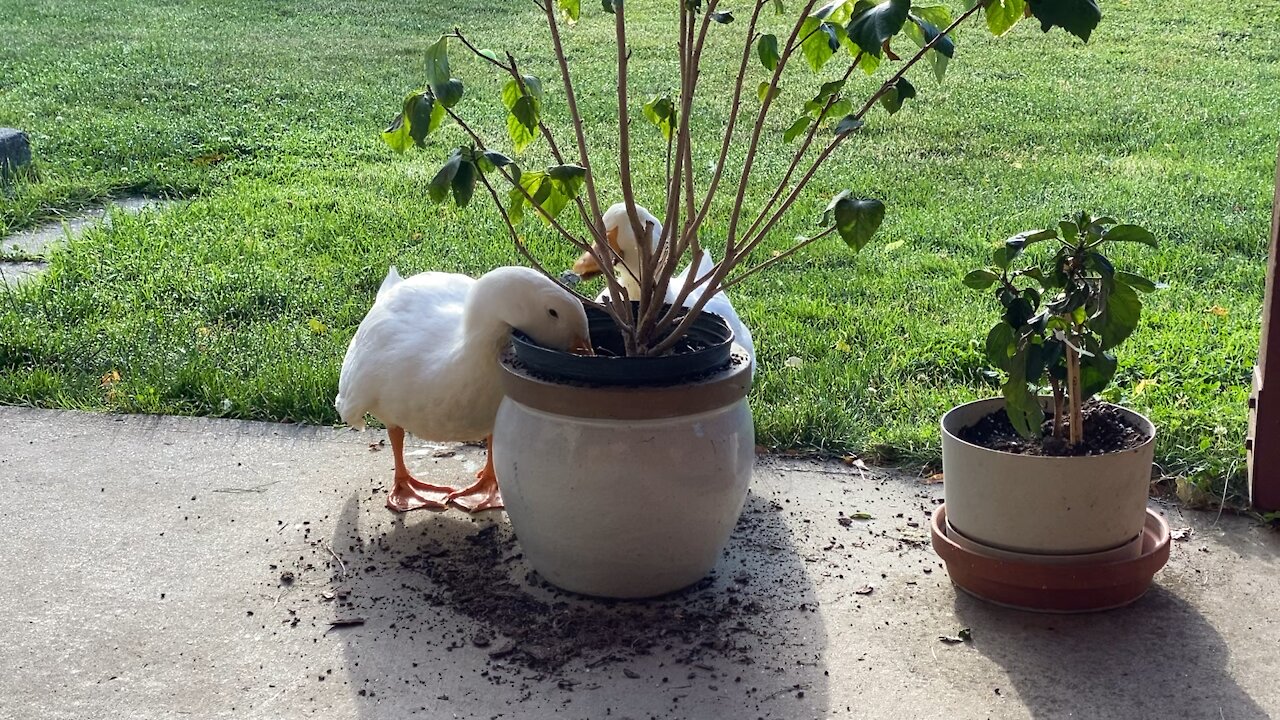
[941,397,1156,556]
[492,347,754,598]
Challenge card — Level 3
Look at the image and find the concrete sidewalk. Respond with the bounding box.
[2,407,1277,719]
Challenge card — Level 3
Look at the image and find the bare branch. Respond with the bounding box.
[720,225,837,292]
[739,5,983,261]
[740,57,859,245]
[721,0,820,254]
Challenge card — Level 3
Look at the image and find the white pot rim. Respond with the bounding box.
[941,396,1157,460]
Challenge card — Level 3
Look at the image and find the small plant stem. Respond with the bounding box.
[652,0,818,352]
[442,106,606,270]
[1050,376,1065,440]
[1064,331,1085,446]
[451,28,609,250]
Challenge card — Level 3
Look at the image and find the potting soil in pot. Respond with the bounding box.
[957,401,1150,456]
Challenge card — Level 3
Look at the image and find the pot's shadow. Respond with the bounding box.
[329,488,829,719]
[952,586,1266,719]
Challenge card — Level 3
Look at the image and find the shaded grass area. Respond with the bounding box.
[1,0,1277,498]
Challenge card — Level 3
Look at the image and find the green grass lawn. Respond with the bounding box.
[1,0,1276,498]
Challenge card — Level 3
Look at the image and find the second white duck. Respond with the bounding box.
[572,203,755,364]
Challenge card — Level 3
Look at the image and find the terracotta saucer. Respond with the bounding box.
[931,504,1171,614]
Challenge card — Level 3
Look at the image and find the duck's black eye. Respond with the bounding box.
[548,308,559,319]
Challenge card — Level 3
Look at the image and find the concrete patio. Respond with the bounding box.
[2,406,1277,719]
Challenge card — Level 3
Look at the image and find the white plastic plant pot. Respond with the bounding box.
[941,397,1156,556]
[492,347,755,598]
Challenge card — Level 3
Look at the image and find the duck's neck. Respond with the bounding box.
[460,309,514,360]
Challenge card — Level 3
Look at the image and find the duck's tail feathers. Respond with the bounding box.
[334,393,367,430]
[377,266,403,301]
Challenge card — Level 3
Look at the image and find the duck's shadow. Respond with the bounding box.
[327,489,830,718]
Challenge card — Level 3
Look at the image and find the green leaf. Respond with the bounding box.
[857,50,881,75]
[820,99,852,125]
[1116,271,1157,293]
[559,0,581,22]
[1002,351,1045,439]
[451,157,476,207]
[1008,228,1057,248]
[1095,280,1141,350]
[507,108,538,153]
[912,4,953,32]
[479,48,501,62]
[642,95,678,141]
[984,0,1025,36]
[1078,340,1117,399]
[508,165,587,225]
[501,76,544,111]
[758,34,780,71]
[833,114,864,136]
[813,0,855,23]
[434,78,464,109]
[757,81,781,103]
[985,323,1016,371]
[505,82,542,153]
[429,149,463,204]
[602,0,616,12]
[407,93,436,147]
[772,0,785,13]
[1027,0,1101,42]
[903,12,954,82]
[905,13,954,57]
[783,115,813,142]
[992,244,1021,270]
[823,191,885,252]
[846,0,910,57]
[381,112,413,153]
[879,76,916,115]
[804,79,847,117]
[1002,296,1035,328]
[425,37,451,88]
[710,9,735,23]
[963,269,999,290]
[1103,224,1158,248]
[1058,219,1079,243]
[800,17,843,71]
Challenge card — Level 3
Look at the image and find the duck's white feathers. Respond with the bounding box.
[336,270,503,439]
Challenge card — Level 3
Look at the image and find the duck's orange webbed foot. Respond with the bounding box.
[386,473,453,512]
[384,424,452,513]
[447,437,503,513]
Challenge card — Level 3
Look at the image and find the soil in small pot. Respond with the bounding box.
[957,401,1149,456]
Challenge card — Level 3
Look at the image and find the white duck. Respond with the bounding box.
[572,203,755,364]
[336,266,592,513]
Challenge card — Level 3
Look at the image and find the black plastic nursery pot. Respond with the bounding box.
[511,303,735,386]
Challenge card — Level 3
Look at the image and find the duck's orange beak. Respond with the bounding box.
[570,334,595,356]
[573,226,623,279]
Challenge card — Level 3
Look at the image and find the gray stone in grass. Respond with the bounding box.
[0,128,32,177]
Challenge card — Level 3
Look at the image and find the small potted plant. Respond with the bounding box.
[382,1,1105,597]
[933,212,1172,612]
